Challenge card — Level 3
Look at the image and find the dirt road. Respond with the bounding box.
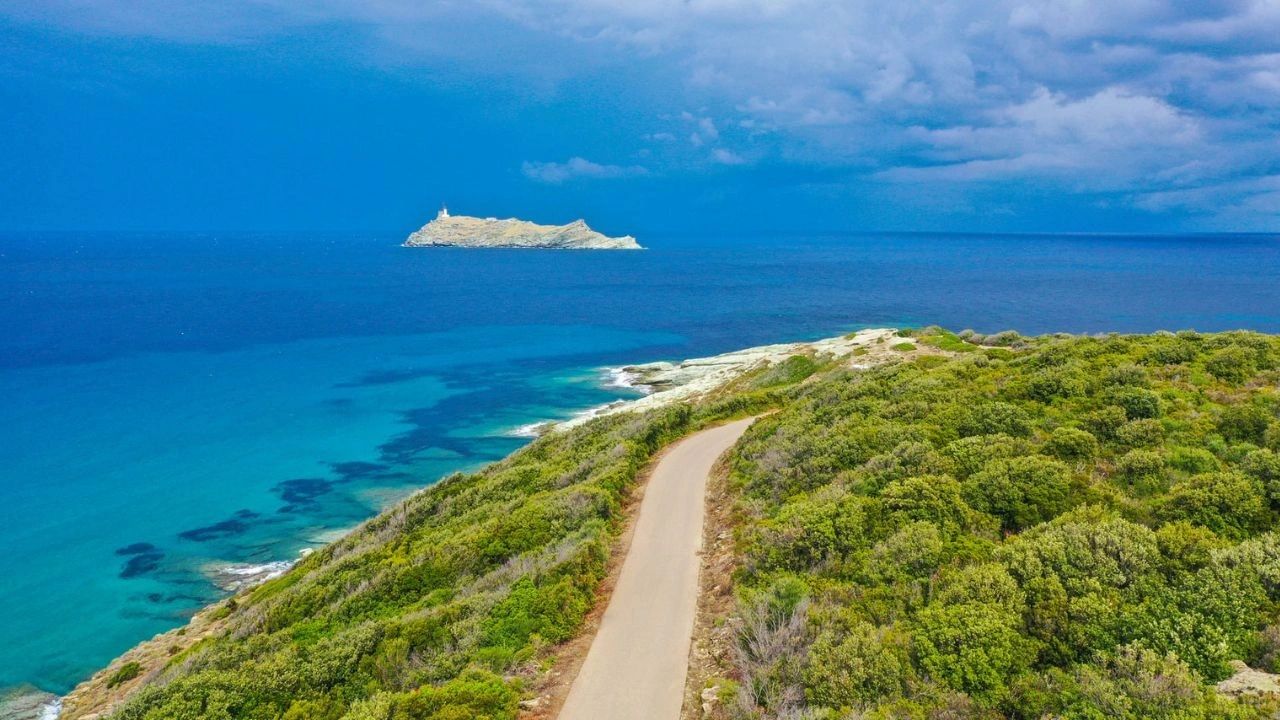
[558,417,755,720]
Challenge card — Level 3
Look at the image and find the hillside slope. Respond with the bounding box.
[62,405,718,719]
[718,329,1280,719]
[66,328,1280,720]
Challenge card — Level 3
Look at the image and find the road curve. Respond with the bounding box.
[558,417,756,720]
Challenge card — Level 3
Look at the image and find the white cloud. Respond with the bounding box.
[520,157,648,184]
[6,0,1280,224]
[1134,175,1280,214]
[711,148,747,165]
[881,87,1204,192]
[697,117,719,141]
[1003,87,1199,147]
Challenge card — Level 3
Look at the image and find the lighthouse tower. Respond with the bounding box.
[436,205,450,220]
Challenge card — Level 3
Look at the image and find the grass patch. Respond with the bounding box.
[106,662,142,688]
[919,329,979,353]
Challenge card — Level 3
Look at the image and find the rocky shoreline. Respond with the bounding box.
[49,557,307,720]
[510,328,904,436]
[556,328,903,428]
[0,688,60,720]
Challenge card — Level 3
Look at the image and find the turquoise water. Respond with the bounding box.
[0,326,663,693]
[1,231,1278,697]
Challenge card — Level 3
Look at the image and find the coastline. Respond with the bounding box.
[549,327,900,431]
[0,689,60,720]
[47,327,907,720]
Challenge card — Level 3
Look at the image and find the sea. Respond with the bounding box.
[1,230,1278,709]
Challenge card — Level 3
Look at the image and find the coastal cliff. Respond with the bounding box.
[404,209,641,250]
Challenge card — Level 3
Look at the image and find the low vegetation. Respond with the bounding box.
[93,328,1280,719]
[103,394,771,720]
[727,329,1280,718]
[105,662,142,689]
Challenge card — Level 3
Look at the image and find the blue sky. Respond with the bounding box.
[2,1,1278,234]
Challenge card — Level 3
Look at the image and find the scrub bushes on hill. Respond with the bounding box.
[107,402,739,720]
[97,329,1280,719]
[728,330,1280,719]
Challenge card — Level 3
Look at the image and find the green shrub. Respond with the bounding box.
[106,662,142,688]
[1143,335,1199,366]
[1008,643,1228,719]
[1155,521,1224,577]
[919,330,979,354]
[959,402,1031,438]
[1115,449,1168,493]
[1117,418,1165,448]
[962,456,1071,531]
[912,602,1035,701]
[1104,364,1150,387]
[869,521,944,580]
[751,355,820,389]
[1242,449,1280,503]
[1043,427,1099,463]
[760,491,869,570]
[385,669,518,720]
[1108,387,1163,419]
[805,621,913,706]
[1220,404,1273,445]
[1206,346,1258,383]
[934,563,1024,608]
[1025,368,1088,402]
[1084,406,1128,441]
[879,474,982,535]
[1168,446,1221,475]
[942,434,1025,477]
[1161,472,1268,539]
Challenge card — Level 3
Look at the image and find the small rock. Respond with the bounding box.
[1217,660,1280,697]
[518,696,547,710]
[701,685,720,717]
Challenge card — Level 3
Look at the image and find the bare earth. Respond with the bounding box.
[558,418,756,720]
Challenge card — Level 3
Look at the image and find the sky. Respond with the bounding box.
[1,1,1278,234]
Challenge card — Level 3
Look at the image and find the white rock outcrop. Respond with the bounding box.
[550,328,899,431]
[1217,660,1280,697]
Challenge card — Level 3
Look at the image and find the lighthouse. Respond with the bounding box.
[437,205,450,219]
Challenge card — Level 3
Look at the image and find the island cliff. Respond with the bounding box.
[403,208,642,250]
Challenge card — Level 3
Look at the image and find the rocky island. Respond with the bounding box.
[403,207,642,250]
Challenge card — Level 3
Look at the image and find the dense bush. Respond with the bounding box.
[98,331,1280,719]
[1043,426,1099,463]
[729,331,1280,718]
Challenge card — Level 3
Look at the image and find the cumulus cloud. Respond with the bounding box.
[883,87,1204,190]
[711,148,748,165]
[520,157,648,184]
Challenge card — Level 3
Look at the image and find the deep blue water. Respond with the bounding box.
[1,231,1278,699]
